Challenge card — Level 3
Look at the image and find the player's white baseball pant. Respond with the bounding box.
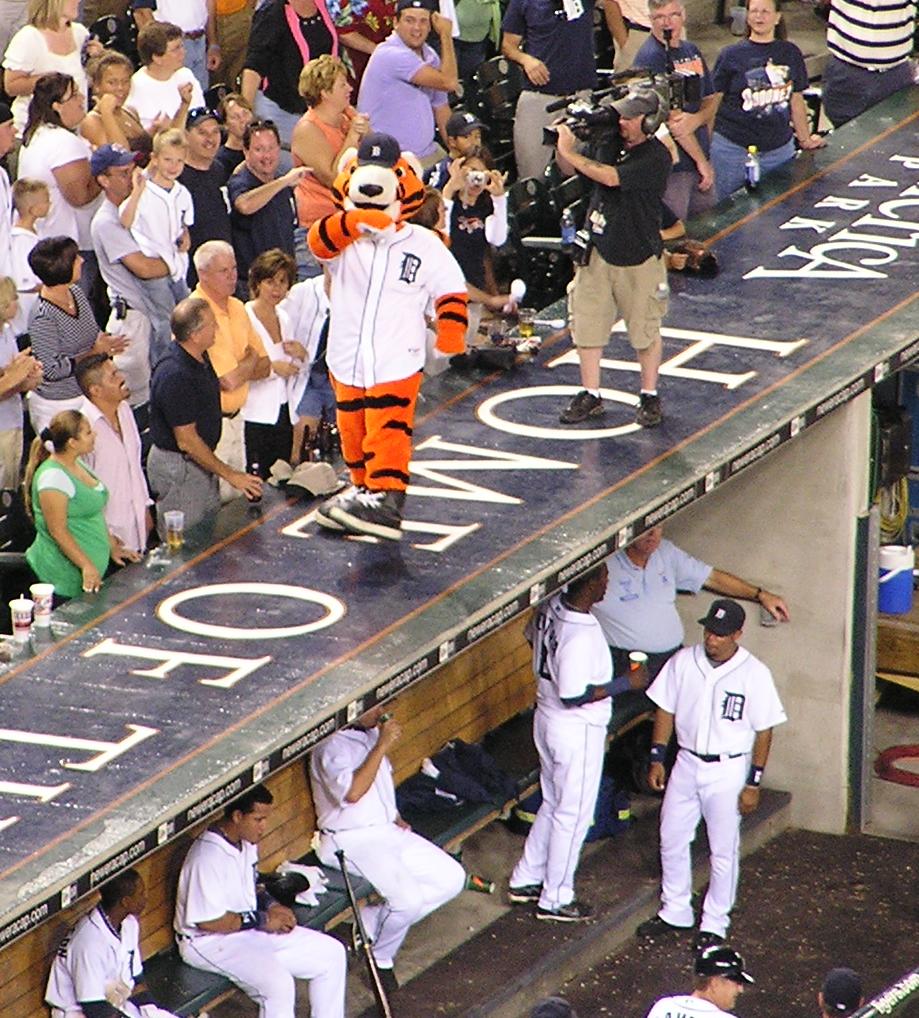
[52,1008,177,1018]
[318,822,465,967]
[178,926,346,1018]
[510,711,607,911]
[658,750,747,936]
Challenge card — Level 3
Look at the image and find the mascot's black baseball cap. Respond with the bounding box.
[357,132,401,167]
[822,969,863,1016]
[698,598,745,636]
[695,946,755,984]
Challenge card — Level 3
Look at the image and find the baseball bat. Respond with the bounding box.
[335,849,394,1018]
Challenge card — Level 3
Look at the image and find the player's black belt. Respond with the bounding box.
[680,747,745,763]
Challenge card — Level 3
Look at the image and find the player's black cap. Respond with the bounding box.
[357,132,401,167]
[694,946,755,984]
[822,968,863,1016]
[698,598,745,636]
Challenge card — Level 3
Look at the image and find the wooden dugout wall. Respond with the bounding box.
[1,613,534,1018]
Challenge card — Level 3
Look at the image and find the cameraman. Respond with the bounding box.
[557,90,671,429]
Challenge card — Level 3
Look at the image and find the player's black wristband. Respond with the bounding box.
[746,765,764,787]
[256,908,271,930]
[650,743,666,764]
[239,910,259,929]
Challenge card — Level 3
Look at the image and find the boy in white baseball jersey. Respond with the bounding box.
[508,564,646,922]
[45,868,178,1018]
[638,599,787,949]
[645,945,754,1018]
[120,129,193,302]
[174,784,347,1018]
[310,702,466,989]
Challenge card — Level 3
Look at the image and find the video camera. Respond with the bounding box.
[542,63,703,149]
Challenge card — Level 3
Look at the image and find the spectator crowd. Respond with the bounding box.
[0,0,911,595]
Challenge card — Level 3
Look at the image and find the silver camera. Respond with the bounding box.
[466,170,488,187]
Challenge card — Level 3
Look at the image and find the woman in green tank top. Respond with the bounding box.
[23,410,141,600]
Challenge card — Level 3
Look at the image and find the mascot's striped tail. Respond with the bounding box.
[307,209,395,260]
[434,292,469,355]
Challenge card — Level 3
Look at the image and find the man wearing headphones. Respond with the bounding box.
[556,89,671,429]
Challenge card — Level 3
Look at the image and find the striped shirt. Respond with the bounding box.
[827,0,916,70]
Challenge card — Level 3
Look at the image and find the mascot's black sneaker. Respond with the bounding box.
[316,485,364,530]
[330,489,405,541]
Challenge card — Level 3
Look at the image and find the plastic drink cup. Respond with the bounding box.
[10,596,33,641]
[164,510,185,551]
[629,651,648,671]
[518,308,536,338]
[29,583,54,627]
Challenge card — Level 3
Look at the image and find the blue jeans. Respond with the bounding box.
[184,34,208,93]
[710,132,795,202]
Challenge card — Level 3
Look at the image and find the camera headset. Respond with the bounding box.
[623,87,667,137]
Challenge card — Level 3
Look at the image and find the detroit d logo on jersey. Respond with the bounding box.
[399,253,422,284]
[720,692,746,721]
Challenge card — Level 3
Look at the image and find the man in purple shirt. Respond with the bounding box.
[357,0,458,165]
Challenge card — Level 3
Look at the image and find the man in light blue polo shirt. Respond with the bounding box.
[357,0,458,165]
[592,524,789,677]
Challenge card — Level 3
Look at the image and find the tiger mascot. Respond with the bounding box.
[307,132,468,541]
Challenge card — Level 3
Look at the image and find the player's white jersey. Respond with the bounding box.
[529,594,612,726]
[647,644,786,755]
[324,223,466,388]
[46,907,142,1011]
[646,993,736,1018]
[174,830,259,940]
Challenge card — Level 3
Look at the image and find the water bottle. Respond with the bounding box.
[247,461,262,504]
[560,206,576,249]
[744,145,760,191]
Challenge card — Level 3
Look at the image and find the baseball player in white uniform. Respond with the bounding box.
[310,702,466,989]
[45,868,178,1018]
[592,524,790,678]
[174,784,347,1018]
[645,945,755,1018]
[638,599,787,950]
[508,564,645,922]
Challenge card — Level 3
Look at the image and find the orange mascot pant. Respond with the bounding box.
[330,373,423,492]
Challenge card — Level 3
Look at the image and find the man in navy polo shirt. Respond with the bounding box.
[147,297,262,538]
[501,0,596,179]
[227,119,306,298]
[633,0,717,221]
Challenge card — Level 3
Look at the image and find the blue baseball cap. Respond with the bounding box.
[91,143,137,176]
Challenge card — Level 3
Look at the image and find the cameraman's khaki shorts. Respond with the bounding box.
[569,250,667,351]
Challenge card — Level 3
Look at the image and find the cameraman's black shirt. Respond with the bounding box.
[585,136,671,267]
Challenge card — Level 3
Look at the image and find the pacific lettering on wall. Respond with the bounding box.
[745,157,919,279]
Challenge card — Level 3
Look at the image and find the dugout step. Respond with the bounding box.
[353,788,792,1018]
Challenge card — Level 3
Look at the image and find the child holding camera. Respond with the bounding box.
[441,150,513,340]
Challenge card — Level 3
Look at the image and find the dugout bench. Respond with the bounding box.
[141,691,654,1017]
